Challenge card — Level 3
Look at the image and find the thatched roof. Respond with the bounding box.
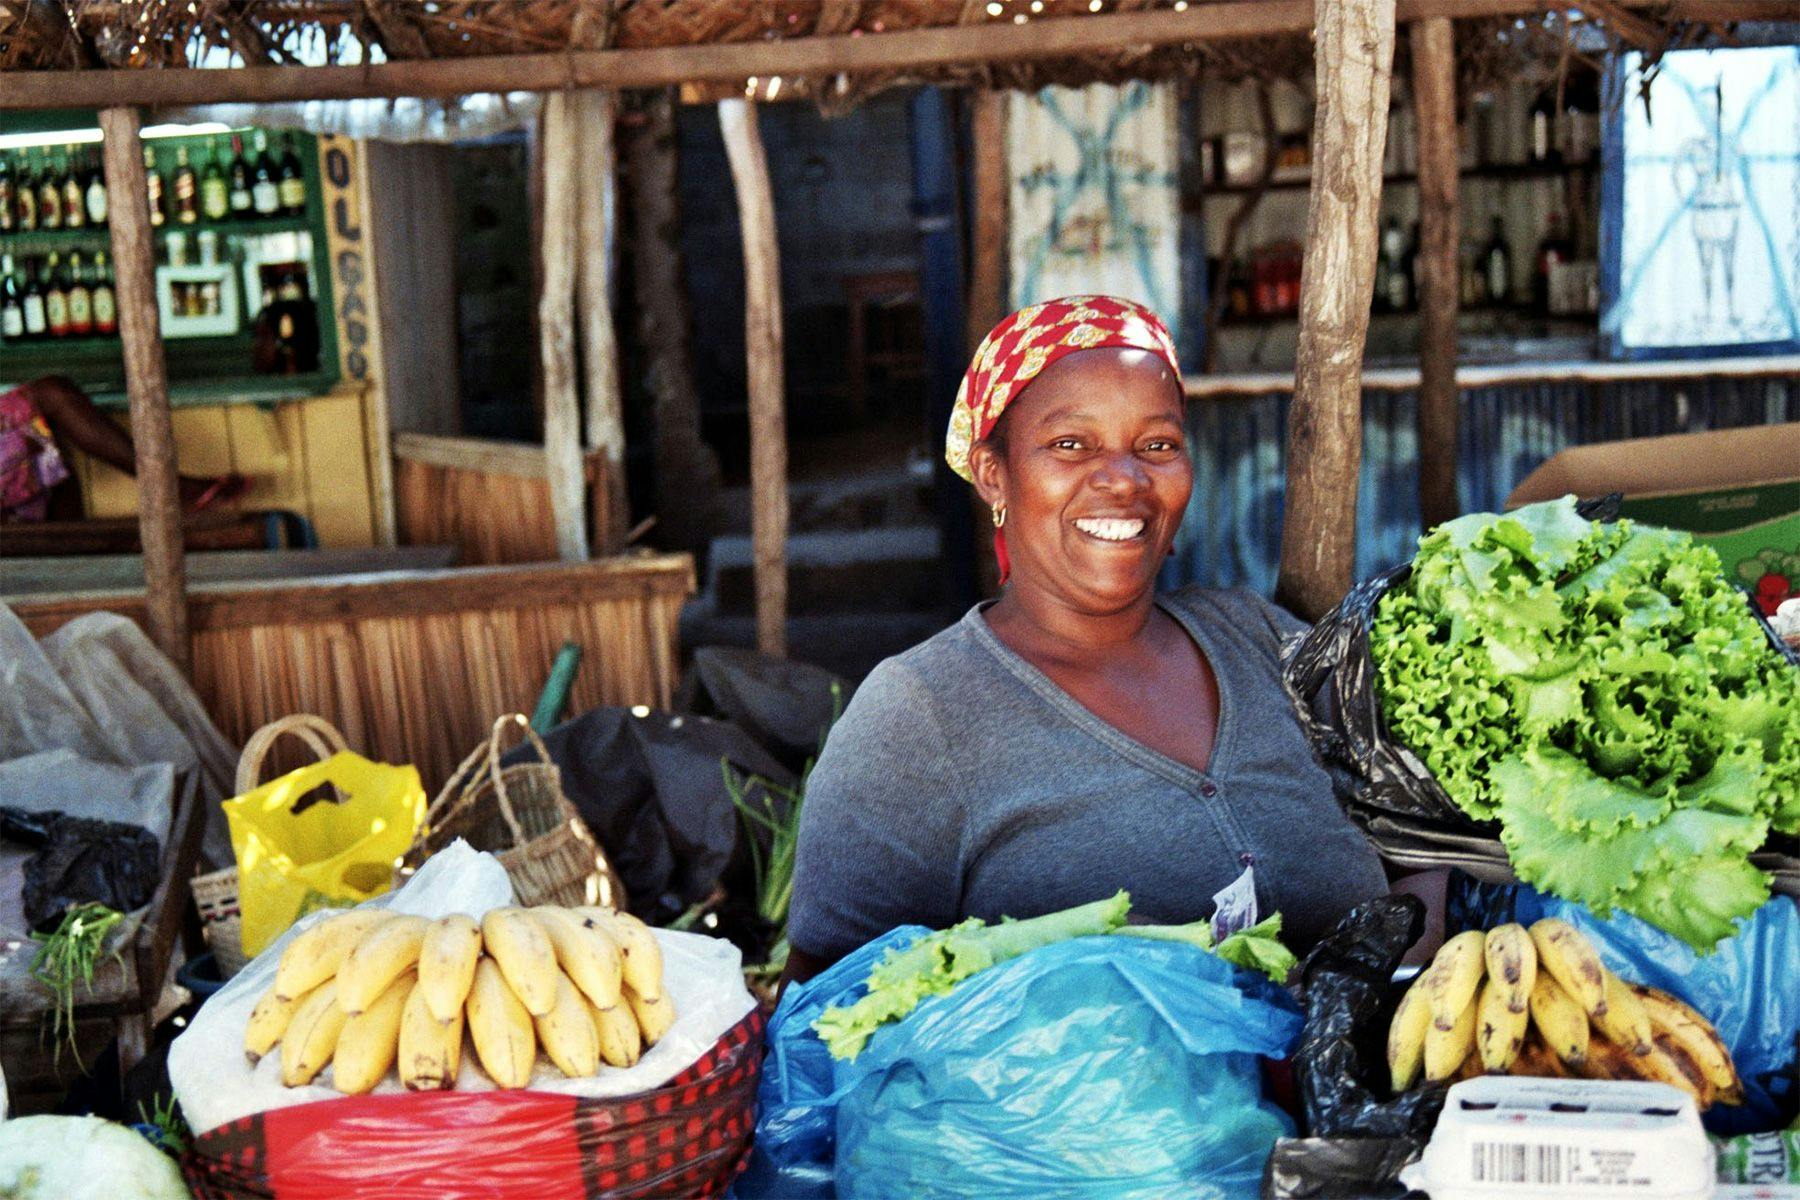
[0,0,1788,113]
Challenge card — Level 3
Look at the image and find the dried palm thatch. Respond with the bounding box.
[0,0,1774,110]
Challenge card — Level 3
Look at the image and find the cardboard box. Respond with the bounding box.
[1508,423,1800,616]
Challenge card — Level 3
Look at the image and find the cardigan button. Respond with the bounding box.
[1200,780,1219,798]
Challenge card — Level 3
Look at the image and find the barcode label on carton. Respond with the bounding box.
[1474,1142,1569,1185]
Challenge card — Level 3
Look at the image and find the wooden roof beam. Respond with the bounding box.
[6,0,1790,111]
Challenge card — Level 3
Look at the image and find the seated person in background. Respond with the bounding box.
[0,374,243,523]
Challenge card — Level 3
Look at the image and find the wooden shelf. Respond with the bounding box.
[0,214,312,247]
[1217,302,1595,329]
[1192,158,1599,200]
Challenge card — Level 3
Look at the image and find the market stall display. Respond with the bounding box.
[1288,496,1800,952]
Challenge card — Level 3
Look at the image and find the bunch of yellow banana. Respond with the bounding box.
[243,904,675,1094]
[1386,918,1741,1110]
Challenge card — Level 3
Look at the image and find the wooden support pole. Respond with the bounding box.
[1411,16,1461,530]
[719,99,789,659]
[966,87,1008,352]
[576,88,629,554]
[538,92,590,562]
[99,107,189,675]
[1276,0,1396,621]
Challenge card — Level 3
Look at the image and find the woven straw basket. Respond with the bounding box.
[397,713,624,910]
[192,713,351,978]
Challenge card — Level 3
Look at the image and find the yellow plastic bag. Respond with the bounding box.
[223,751,426,957]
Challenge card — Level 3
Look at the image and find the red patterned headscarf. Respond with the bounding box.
[947,295,1182,582]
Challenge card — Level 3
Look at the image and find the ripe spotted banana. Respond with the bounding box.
[624,984,676,1047]
[1632,983,1742,1103]
[535,972,601,1078]
[398,977,464,1091]
[1528,972,1590,1068]
[1476,977,1529,1073]
[1482,923,1536,1015]
[590,998,643,1069]
[244,983,308,1063]
[535,907,624,1010]
[576,908,665,1003]
[481,908,560,1017]
[274,908,394,1001]
[337,914,431,1015]
[333,969,415,1094]
[1422,931,1486,1031]
[280,978,349,1087]
[1509,1031,1574,1079]
[1528,919,1607,1017]
[418,914,483,1023]
[1592,971,1653,1056]
[1424,995,1478,1082]
[1578,1031,1711,1108]
[1387,979,1433,1093]
[468,956,537,1088]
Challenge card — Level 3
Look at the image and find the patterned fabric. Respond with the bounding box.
[948,295,1180,582]
[0,384,70,521]
[183,1005,766,1200]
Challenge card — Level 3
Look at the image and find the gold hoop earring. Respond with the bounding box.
[992,503,1006,528]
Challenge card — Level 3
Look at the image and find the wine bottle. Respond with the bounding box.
[66,252,93,337]
[277,134,307,215]
[251,130,280,216]
[145,146,167,228]
[228,133,253,215]
[38,149,63,230]
[61,150,85,229]
[83,148,108,226]
[21,258,47,338]
[1528,87,1560,166]
[1533,210,1572,316]
[173,145,199,225]
[0,255,23,342]
[43,252,69,337]
[92,251,117,336]
[1482,216,1512,306]
[0,152,14,234]
[200,144,230,221]
[1379,218,1409,312]
[14,152,36,232]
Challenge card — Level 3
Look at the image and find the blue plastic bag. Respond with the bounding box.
[1450,878,1800,1134]
[738,926,1304,1200]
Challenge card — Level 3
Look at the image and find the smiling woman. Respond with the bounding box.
[784,296,1388,984]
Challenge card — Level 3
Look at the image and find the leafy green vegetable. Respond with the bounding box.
[1373,497,1800,951]
[30,903,126,1065]
[813,892,1132,1060]
[813,894,1299,1061]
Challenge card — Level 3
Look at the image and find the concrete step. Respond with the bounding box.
[705,525,945,616]
[680,599,958,683]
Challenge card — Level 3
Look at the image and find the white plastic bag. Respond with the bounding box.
[169,840,757,1134]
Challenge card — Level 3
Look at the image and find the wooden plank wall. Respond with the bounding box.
[67,387,381,547]
[393,433,563,565]
[14,556,694,790]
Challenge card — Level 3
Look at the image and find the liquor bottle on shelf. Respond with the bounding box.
[1379,218,1411,312]
[1560,68,1601,165]
[1528,86,1560,166]
[277,134,307,216]
[251,131,280,216]
[37,149,63,230]
[200,145,229,221]
[21,258,47,338]
[14,152,36,232]
[43,252,69,338]
[66,252,93,337]
[0,153,14,234]
[173,146,199,225]
[61,151,85,229]
[91,251,117,336]
[228,133,254,216]
[83,148,108,227]
[1533,210,1572,316]
[1481,216,1512,305]
[1,256,23,342]
[145,147,167,228]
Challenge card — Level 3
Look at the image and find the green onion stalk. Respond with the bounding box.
[30,902,126,1066]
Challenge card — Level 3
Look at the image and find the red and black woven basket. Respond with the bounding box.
[185,1007,765,1200]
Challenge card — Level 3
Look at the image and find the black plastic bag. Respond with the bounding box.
[502,707,794,928]
[1270,896,1440,1200]
[675,646,848,775]
[0,806,161,931]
